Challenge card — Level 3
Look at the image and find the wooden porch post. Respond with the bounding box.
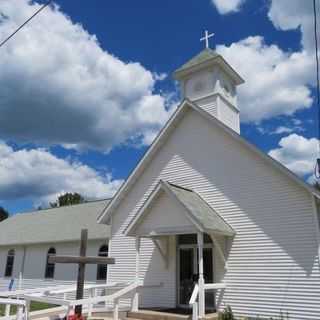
[197,232,205,318]
[132,236,140,311]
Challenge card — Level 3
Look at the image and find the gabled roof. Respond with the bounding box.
[125,180,235,237]
[175,48,220,72]
[0,200,111,246]
[173,48,244,85]
[98,99,320,224]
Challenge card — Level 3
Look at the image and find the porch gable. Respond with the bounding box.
[124,180,235,237]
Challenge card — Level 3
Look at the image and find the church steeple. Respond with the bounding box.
[173,47,244,133]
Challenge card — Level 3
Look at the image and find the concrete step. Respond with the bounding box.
[202,313,218,320]
[88,310,219,320]
[127,310,190,320]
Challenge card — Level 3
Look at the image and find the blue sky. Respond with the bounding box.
[0,0,318,214]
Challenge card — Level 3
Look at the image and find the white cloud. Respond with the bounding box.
[272,126,294,135]
[268,134,318,178]
[213,0,315,54]
[0,141,123,205]
[211,0,244,14]
[0,0,174,152]
[216,36,314,122]
[268,0,314,53]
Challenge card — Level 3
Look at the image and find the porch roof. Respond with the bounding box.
[124,180,235,237]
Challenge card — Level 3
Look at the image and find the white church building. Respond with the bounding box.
[96,48,320,319]
[1,47,320,320]
[0,200,110,291]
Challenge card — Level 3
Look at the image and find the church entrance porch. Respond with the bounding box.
[124,181,235,318]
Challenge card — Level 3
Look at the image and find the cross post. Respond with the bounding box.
[200,30,214,49]
[49,229,115,318]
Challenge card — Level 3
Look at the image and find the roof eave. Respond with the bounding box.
[174,56,245,85]
[98,98,320,224]
[97,100,192,224]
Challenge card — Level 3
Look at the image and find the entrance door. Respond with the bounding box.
[203,248,215,309]
[178,242,215,309]
[178,247,196,306]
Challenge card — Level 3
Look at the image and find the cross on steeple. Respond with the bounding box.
[200,30,214,49]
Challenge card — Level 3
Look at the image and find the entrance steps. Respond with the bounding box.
[128,310,190,320]
[88,309,218,320]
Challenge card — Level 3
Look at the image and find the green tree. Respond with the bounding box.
[0,207,9,222]
[50,192,85,208]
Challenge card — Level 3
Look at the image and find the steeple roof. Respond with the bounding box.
[173,48,244,85]
[175,48,219,73]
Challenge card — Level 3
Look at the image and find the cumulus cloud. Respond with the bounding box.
[268,0,314,53]
[216,36,314,123]
[0,141,123,205]
[213,0,315,54]
[210,0,316,124]
[0,0,173,152]
[268,134,318,178]
[211,0,245,14]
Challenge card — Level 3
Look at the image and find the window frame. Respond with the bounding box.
[44,247,56,279]
[4,249,15,278]
[96,244,108,281]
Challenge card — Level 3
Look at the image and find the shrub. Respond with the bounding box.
[218,306,235,320]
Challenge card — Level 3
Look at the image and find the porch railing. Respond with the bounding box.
[0,281,162,320]
[189,282,226,320]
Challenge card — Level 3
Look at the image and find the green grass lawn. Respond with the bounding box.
[0,301,57,316]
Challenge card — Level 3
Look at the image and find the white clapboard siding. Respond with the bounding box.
[218,98,239,133]
[0,240,108,286]
[108,107,320,319]
[193,95,218,119]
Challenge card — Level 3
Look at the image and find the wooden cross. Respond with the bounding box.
[200,30,214,49]
[49,229,115,317]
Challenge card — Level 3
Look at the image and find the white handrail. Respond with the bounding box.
[189,282,226,320]
[189,284,199,305]
[204,283,226,290]
[70,281,141,306]
[48,282,130,295]
[0,298,26,306]
[21,281,162,320]
[0,298,26,320]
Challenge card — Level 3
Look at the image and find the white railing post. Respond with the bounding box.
[189,284,199,320]
[16,305,23,320]
[25,300,30,320]
[192,302,198,320]
[197,232,205,318]
[88,287,94,317]
[5,304,11,317]
[131,236,140,312]
[113,298,119,320]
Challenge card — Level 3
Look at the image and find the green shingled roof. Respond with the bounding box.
[125,180,235,237]
[0,200,111,246]
[175,48,220,74]
[173,48,244,84]
[166,182,235,236]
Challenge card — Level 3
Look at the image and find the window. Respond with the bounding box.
[45,247,56,279]
[96,244,108,281]
[4,249,15,277]
[178,234,213,245]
